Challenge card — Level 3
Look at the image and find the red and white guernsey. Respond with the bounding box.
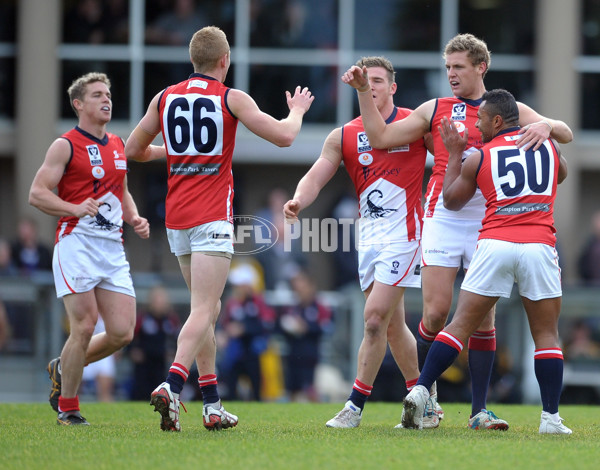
[158,73,238,229]
[476,127,560,246]
[426,96,486,220]
[55,127,127,243]
[342,107,427,244]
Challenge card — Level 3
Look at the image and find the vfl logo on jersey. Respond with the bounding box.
[357,132,372,152]
[451,103,467,121]
[364,189,397,219]
[86,145,103,166]
[92,166,105,179]
[358,153,373,166]
[391,260,399,274]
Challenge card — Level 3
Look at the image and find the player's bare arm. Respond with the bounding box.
[515,102,573,151]
[228,86,313,148]
[439,117,477,210]
[125,92,166,162]
[122,176,150,239]
[341,65,431,149]
[283,128,342,223]
[29,138,100,218]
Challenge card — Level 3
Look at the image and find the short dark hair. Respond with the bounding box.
[481,89,519,125]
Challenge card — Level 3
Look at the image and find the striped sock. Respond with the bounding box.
[58,396,80,413]
[534,348,564,414]
[417,321,438,371]
[468,329,496,415]
[417,331,464,390]
[348,379,373,410]
[405,378,418,392]
[166,362,189,394]
[198,374,220,405]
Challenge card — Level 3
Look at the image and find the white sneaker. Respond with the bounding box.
[326,400,362,428]
[429,381,444,420]
[422,396,441,429]
[468,409,508,430]
[150,382,182,431]
[539,411,572,434]
[401,385,429,429]
[203,401,239,431]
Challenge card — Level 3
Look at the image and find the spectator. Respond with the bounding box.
[564,319,600,362]
[129,285,180,401]
[255,188,307,291]
[80,316,117,402]
[63,0,105,44]
[10,218,52,275]
[0,297,10,351]
[279,268,332,402]
[218,263,276,401]
[145,0,207,46]
[577,211,600,286]
[0,239,18,277]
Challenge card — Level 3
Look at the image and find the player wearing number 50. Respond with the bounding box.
[125,25,314,432]
[401,89,572,434]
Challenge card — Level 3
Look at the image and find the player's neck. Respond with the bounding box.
[78,120,107,140]
[379,101,396,120]
[458,82,486,101]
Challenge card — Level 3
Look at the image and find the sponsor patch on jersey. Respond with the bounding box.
[388,145,409,153]
[187,79,208,90]
[86,145,103,166]
[92,166,105,179]
[358,153,373,166]
[170,163,221,175]
[114,160,127,170]
[453,121,466,133]
[357,132,372,152]
[451,102,467,121]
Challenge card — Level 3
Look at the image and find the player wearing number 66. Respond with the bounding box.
[125,25,313,432]
[401,89,572,434]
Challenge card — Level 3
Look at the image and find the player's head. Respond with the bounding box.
[355,56,395,84]
[67,72,111,117]
[444,34,491,78]
[477,88,519,142]
[355,56,397,109]
[189,26,230,75]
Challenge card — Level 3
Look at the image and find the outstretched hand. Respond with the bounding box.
[286,86,314,114]
[439,117,469,156]
[341,65,370,92]
[283,199,301,223]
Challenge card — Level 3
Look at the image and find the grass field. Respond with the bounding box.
[2,402,598,470]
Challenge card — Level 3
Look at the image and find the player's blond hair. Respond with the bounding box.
[444,34,491,77]
[189,26,230,73]
[356,56,396,84]
[67,72,111,117]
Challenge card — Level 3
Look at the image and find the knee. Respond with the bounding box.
[363,310,387,339]
[107,326,134,349]
[423,309,448,332]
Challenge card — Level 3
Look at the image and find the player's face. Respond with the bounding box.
[445,51,484,99]
[81,81,112,124]
[366,66,396,111]
[476,101,494,143]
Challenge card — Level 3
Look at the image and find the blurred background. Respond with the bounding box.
[0,0,599,406]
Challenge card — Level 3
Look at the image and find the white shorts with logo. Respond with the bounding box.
[421,216,481,269]
[167,220,234,256]
[53,233,135,299]
[461,238,562,300]
[357,240,421,291]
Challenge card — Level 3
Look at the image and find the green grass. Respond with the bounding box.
[1,402,598,470]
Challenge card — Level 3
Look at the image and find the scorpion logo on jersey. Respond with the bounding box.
[364,189,397,219]
[90,202,118,231]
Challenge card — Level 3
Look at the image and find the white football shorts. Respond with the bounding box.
[53,233,135,298]
[461,238,562,300]
[421,216,481,269]
[167,220,234,256]
[358,240,421,291]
